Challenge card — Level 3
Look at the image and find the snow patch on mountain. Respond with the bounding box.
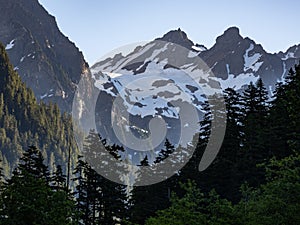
[107,72,122,78]
[188,50,200,58]
[93,61,208,118]
[144,43,169,62]
[114,43,156,72]
[90,27,300,122]
[244,43,263,72]
[192,45,206,52]
[214,63,259,89]
[281,52,296,60]
[214,73,258,90]
[279,61,287,82]
[5,40,15,50]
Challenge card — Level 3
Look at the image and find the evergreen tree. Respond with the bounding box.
[179,94,236,199]
[154,139,175,164]
[139,155,150,166]
[145,180,236,225]
[51,164,67,191]
[239,79,270,187]
[18,145,50,180]
[269,64,300,157]
[235,153,300,225]
[215,87,243,201]
[129,140,178,224]
[74,131,128,225]
[177,100,211,186]
[0,146,76,225]
[73,156,89,225]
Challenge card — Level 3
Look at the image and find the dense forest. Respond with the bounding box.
[0,42,299,224]
[0,43,79,178]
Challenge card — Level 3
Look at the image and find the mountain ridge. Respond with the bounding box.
[92,26,299,90]
[85,26,300,150]
[0,0,92,112]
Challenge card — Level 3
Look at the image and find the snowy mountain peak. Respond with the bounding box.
[277,44,300,61]
[90,37,212,149]
[83,27,300,154]
[92,27,300,98]
[156,28,195,49]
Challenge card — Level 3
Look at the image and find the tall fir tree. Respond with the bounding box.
[269,64,300,157]
[0,146,76,225]
[74,130,128,225]
[129,139,179,225]
[239,79,270,187]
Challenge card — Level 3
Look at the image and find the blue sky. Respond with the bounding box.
[38,0,300,65]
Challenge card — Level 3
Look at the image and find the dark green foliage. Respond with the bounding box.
[146,153,300,225]
[0,42,79,177]
[145,180,237,225]
[128,139,179,225]
[0,146,77,225]
[73,160,128,225]
[241,79,270,155]
[73,130,128,225]
[179,90,243,202]
[236,79,271,188]
[234,153,300,225]
[269,65,300,157]
[51,164,67,191]
[145,180,207,225]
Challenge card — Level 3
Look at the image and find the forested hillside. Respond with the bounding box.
[0,43,78,177]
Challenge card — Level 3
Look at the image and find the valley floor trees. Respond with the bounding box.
[0,146,77,225]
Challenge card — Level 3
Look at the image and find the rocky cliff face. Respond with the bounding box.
[199,27,294,91]
[0,0,92,112]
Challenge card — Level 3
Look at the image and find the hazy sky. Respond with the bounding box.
[38,0,300,65]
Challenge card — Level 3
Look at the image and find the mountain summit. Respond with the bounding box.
[156,28,195,49]
[90,27,300,130]
[1,0,299,116]
[92,27,299,91]
[216,27,243,44]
